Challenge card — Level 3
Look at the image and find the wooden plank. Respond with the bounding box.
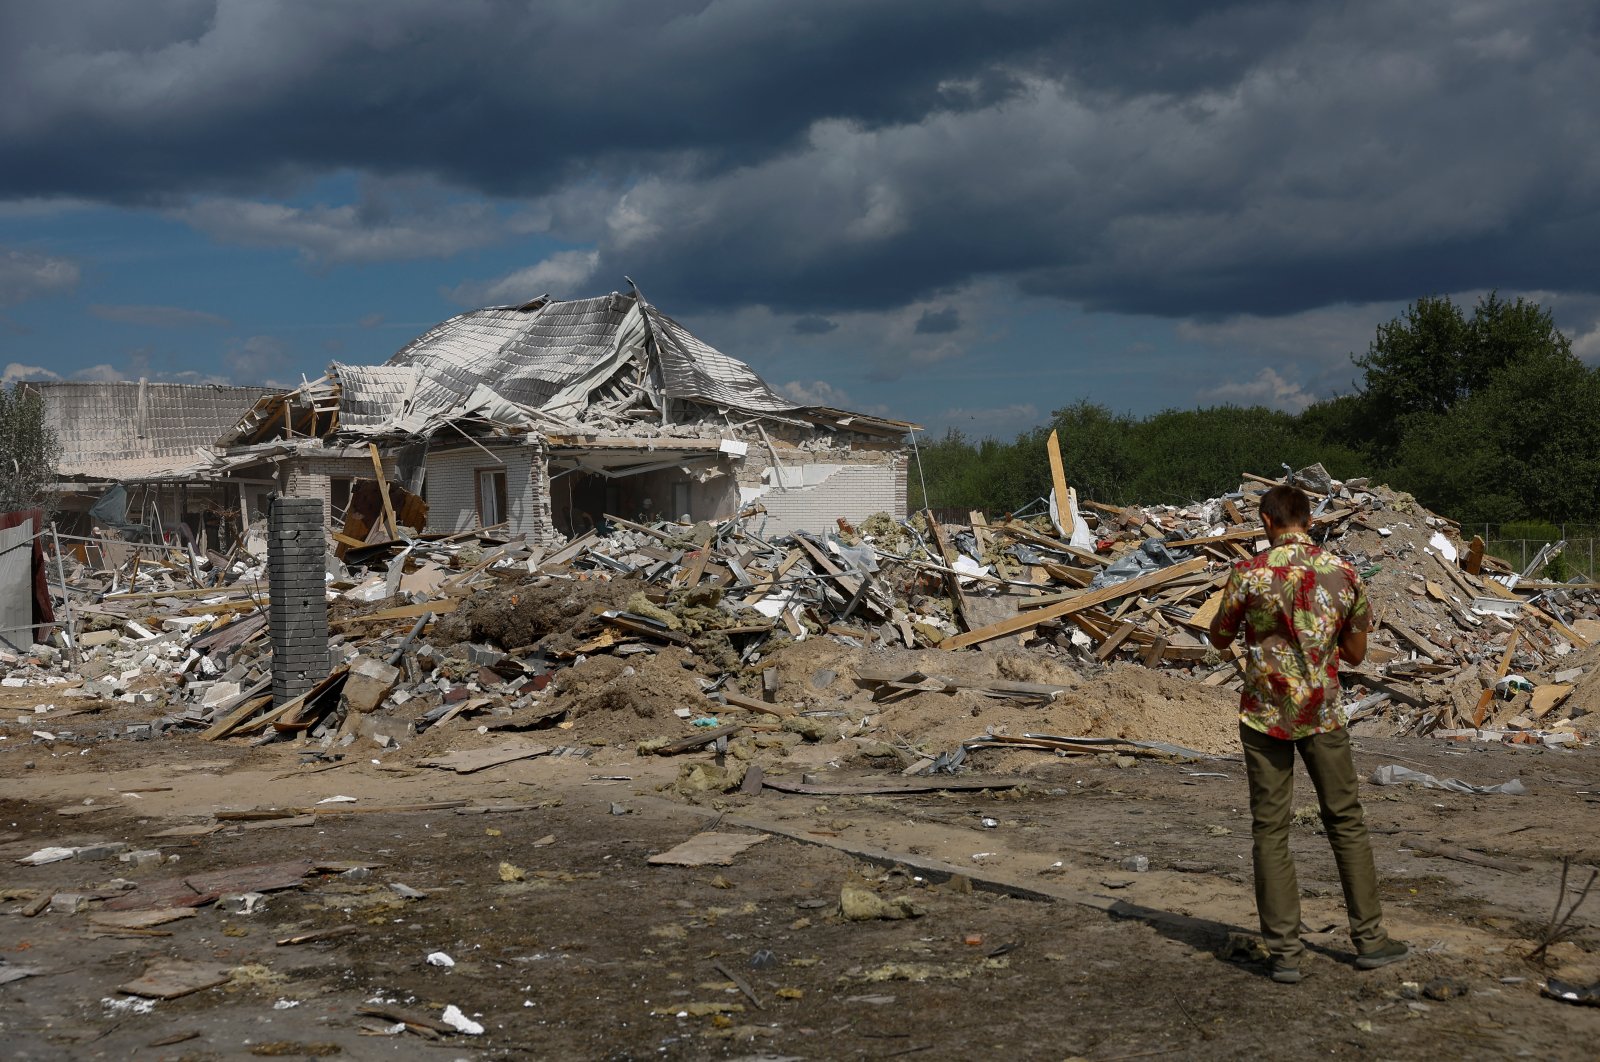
[200,693,273,741]
[925,510,972,633]
[1141,635,1169,667]
[1046,429,1073,536]
[758,774,1023,796]
[999,522,1107,566]
[653,723,743,755]
[369,443,398,539]
[719,690,797,718]
[332,597,459,629]
[1383,619,1449,661]
[1407,839,1528,873]
[940,556,1208,650]
[1472,629,1520,726]
[1464,535,1485,576]
[418,742,552,774]
[647,832,770,867]
[277,924,361,946]
[119,961,232,1000]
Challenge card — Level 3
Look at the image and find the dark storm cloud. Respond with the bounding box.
[4,1,1599,320]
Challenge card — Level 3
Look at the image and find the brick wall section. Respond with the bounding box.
[749,458,907,536]
[423,440,554,544]
[733,422,908,536]
[524,440,557,548]
[282,454,395,522]
[268,495,329,707]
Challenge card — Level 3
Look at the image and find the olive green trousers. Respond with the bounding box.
[1239,723,1388,962]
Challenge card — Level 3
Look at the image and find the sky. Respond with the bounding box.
[3,0,1600,440]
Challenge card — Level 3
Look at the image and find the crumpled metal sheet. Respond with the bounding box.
[644,305,797,413]
[333,293,797,435]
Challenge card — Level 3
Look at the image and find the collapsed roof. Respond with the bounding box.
[221,290,915,447]
[32,380,276,482]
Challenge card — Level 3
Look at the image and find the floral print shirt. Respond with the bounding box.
[1213,531,1370,739]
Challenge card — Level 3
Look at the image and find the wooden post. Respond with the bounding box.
[369,443,399,539]
[1046,429,1073,537]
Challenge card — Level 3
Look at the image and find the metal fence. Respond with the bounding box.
[1478,525,1600,581]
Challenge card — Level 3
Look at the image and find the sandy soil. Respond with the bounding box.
[3,722,1598,1060]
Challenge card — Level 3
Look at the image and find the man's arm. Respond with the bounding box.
[1208,567,1246,651]
[1338,567,1371,665]
[1207,611,1233,651]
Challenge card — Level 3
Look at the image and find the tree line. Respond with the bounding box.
[909,292,1599,527]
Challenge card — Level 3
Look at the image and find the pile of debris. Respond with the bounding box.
[4,463,1595,781]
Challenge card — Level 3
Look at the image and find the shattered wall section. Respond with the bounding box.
[281,452,397,526]
[743,461,907,536]
[732,422,907,535]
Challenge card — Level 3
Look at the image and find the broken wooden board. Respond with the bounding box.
[1046,429,1073,537]
[940,556,1208,650]
[758,774,1023,796]
[647,831,770,867]
[653,723,744,755]
[277,924,361,946]
[1406,839,1529,874]
[119,960,232,1000]
[90,907,200,930]
[417,742,553,774]
[1530,684,1574,719]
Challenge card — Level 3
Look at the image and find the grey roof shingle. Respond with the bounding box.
[331,292,796,433]
[36,381,273,479]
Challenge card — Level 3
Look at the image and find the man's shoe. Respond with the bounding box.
[1355,940,1410,970]
[1268,959,1303,984]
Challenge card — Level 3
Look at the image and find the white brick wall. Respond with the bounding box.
[282,454,394,523]
[424,442,545,538]
[749,462,905,536]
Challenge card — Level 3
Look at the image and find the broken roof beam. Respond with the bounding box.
[940,556,1209,650]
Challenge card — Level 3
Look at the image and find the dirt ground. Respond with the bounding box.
[4,709,1600,1062]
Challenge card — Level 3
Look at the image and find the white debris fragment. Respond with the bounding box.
[427,951,456,968]
[440,1004,484,1035]
[17,846,77,865]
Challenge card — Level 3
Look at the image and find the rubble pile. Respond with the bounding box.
[4,464,1596,781]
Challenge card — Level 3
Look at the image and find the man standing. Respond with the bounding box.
[1207,484,1409,983]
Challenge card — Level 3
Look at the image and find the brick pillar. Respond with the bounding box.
[268,495,329,706]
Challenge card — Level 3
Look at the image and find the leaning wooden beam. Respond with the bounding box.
[939,556,1208,650]
[1046,429,1073,537]
[368,443,399,539]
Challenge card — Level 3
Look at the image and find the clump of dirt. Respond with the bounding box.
[432,575,646,652]
[877,662,1242,758]
[544,647,713,744]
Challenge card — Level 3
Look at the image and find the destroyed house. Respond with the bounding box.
[30,379,276,546]
[215,290,915,543]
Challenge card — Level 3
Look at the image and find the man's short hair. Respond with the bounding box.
[1260,484,1311,528]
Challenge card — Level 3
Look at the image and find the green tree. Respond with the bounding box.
[1049,401,1138,505]
[0,383,61,513]
[1350,291,1573,456]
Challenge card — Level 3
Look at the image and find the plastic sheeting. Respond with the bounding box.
[1368,764,1527,795]
[1089,537,1193,591]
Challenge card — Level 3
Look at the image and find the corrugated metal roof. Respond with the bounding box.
[35,381,274,480]
[332,292,798,434]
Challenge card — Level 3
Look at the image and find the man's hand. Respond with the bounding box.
[1338,625,1367,666]
[1207,612,1233,652]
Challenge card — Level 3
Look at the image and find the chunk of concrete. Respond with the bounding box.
[343,655,400,714]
